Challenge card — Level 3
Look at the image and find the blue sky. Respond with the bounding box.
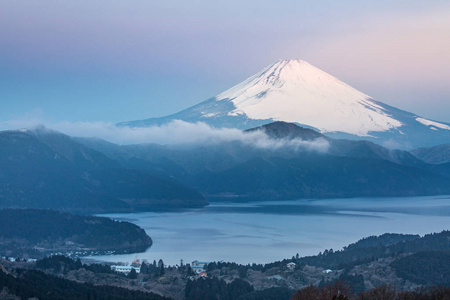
[1,0,449,124]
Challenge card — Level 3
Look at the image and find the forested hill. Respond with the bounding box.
[0,209,152,258]
[76,122,450,201]
[292,231,450,269]
[0,268,171,300]
[0,128,206,213]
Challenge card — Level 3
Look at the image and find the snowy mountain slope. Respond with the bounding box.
[216,60,402,136]
[119,59,450,149]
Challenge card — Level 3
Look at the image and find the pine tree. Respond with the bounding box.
[160,263,165,276]
[128,268,137,279]
[140,262,149,274]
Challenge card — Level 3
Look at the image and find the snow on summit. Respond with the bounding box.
[119,59,450,149]
[214,59,402,136]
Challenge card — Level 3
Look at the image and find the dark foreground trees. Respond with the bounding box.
[291,282,450,300]
[185,277,253,300]
[0,268,170,300]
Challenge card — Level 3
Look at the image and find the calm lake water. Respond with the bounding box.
[89,195,450,266]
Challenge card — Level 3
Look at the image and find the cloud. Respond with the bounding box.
[0,119,329,152]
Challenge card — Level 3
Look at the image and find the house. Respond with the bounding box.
[286,262,296,270]
[323,269,332,274]
[199,272,208,278]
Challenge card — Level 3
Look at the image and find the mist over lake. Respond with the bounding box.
[90,195,450,266]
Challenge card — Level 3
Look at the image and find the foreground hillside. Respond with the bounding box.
[0,267,171,300]
[0,231,448,300]
[0,209,152,258]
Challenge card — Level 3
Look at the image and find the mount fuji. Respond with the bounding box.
[120,59,450,149]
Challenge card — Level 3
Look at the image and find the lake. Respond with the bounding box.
[88,195,450,266]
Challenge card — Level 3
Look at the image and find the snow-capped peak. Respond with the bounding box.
[119,59,450,149]
[214,59,403,136]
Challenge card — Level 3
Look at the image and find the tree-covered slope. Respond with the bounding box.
[0,128,206,213]
[193,155,450,199]
[0,268,171,300]
[77,122,450,201]
[0,209,152,257]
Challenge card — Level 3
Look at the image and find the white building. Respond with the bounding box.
[191,260,210,272]
[111,265,141,275]
[286,262,296,270]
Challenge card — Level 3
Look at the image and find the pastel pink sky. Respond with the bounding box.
[1,1,449,124]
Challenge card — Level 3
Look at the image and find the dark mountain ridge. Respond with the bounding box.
[0,127,206,213]
[75,122,450,201]
[411,143,450,164]
[1,123,448,211]
[250,122,425,166]
[245,121,324,141]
